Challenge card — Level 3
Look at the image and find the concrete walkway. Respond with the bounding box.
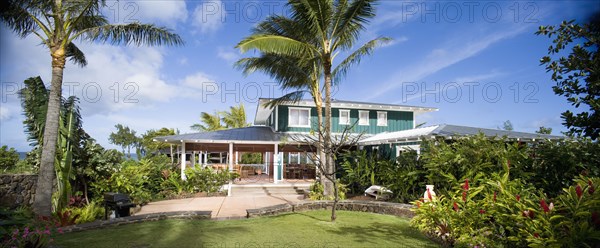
[135,194,306,219]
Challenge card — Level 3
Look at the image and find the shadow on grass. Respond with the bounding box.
[325,220,437,247]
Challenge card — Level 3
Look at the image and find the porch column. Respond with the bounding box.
[191,151,196,167]
[235,151,239,165]
[264,151,268,175]
[203,151,208,166]
[228,142,233,196]
[273,144,279,184]
[181,141,187,180]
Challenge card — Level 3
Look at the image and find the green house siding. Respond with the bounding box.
[275,105,414,134]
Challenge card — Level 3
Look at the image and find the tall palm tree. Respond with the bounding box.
[221,104,250,128]
[191,112,225,132]
[1,0,183,216]
[19,76,85,212]
[236,0,389,199]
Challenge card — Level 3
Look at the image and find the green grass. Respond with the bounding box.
[53,210,438,248]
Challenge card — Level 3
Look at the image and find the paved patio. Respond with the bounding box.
[135,194,306,219]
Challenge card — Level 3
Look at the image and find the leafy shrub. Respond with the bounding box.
[308,181,347,200]
[411,173,600,247]
[184,166,238,194]
[0,145,21,173]
[66,201,104,224]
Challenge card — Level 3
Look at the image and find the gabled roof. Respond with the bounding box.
[154,126,284,144]
[358,124,565,145]
[254,98,438,125]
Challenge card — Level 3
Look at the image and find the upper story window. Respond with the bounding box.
[377,111,388,126]
[339,109,350,125]
[289,107,310,127]
[359,111,369,126]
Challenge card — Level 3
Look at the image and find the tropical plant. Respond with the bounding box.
[191,111,225,132]
[1,0,183,216]
[236,0,391,201]
[140,128,177,156]
[221,104,250,128]
[536,12,600,140]
[19,76,87,212]
[0,145,20,172]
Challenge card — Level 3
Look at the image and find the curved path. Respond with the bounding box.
[135,194,305,219]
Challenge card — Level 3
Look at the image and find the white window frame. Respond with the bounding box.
[288,107,311,128]
[359,110,369,126]
[339,109,350,125]
[377,111,388,126]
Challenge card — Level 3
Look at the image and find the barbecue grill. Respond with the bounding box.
[104,192,135,219]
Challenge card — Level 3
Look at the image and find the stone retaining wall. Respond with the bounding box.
[246,200,415,218]
[61,211,212,233]
[0,174,37,209]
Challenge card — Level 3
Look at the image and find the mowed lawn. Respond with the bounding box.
[53,210,438,248]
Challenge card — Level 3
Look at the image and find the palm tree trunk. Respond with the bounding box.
[323,57,334,197]
[33,49,66,216]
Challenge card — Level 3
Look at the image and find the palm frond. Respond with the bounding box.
[83,23,184,47]
[65,42,87,67]
[18,76,49,147]
[221,104,249,128]
[235,54,317,90]
[264,91,308,109]
[287,0,329,39]
[1,0,44,38]
[332,0,377,51]
[236,34,316,57]
[332,37,391,84]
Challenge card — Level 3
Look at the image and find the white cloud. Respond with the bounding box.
[132,0,188,25]
[0,106,11,121]
[192,0,225,34]
[217,46,240,64]
[367,26,529,101]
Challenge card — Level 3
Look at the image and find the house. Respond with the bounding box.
[155,98,561,194]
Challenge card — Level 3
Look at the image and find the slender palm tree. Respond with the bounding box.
[191,112,225,132]
[221,104,250,128]
[236,0,389,200]
[1,0,183,216]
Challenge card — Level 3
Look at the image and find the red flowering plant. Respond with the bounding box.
[1,213,68,248]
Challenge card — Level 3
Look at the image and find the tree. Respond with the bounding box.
[0,146,20,172]
[237,0,390,200]
[221,104,250,128]
[502,120,514,131]
[1,0,183,216]
[108,124,138,159]
[536,12,600,140]
[536,126,553,134]
[19,76,87,212]
[141,128,177,156]
[191,112,225,132]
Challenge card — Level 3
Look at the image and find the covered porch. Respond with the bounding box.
[154,126,318,194]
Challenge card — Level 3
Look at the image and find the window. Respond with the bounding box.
[289,108,310,127]
[377,111,387,126]
[289,153,300,164]
[339,109,350,125]
[359,111,369,125]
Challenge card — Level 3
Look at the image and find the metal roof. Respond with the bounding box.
[359,124,565,145]
[254,98,438,125]
[154,126,284,144]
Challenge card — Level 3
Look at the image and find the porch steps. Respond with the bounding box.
[230,184,310,196]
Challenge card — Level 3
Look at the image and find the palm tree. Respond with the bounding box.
[1,0,183,216]
[19,76,85,212]
[191,112,225,132]
[221,104,250,128]
[236,0,389,200]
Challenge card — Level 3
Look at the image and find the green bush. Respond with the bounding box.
[66,201,104,224]
[308,180,347,200]
[411,173,600,247]
[184,166,238,194]
[0,145,20,173]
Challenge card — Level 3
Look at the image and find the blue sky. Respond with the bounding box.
[1,0,598,152]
